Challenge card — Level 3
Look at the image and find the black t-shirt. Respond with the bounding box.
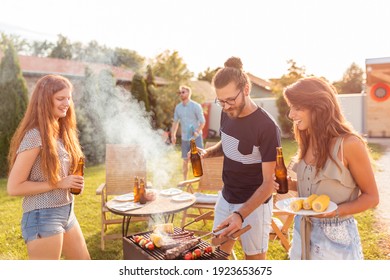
[220,107,281,203]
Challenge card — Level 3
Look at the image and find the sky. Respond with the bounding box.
[1,0,390,82]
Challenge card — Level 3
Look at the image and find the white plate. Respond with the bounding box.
[275,197,337,216]
[114,193,134,202]
[160,188,182,196]
[172,194,194,202]
[110,202,144,212]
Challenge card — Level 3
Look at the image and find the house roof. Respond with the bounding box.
[247,72,271,91]
[189,80,216,102]
[0,52,168,85]
[366,57,390,65]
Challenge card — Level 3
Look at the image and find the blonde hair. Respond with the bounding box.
[8,74,84,187]
[179,85,192,95]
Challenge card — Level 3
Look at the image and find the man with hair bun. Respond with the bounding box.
[202,57,281,260]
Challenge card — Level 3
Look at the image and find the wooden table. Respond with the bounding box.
[106,190,196,237]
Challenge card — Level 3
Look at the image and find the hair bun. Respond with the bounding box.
[224,57,243,70]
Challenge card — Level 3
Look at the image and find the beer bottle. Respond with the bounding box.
[139,177,147,204]
[190,139,203,177]
[70,157,84,195]
[275,147,289,194]
[133,176,140,203]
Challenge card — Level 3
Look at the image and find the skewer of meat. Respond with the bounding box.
[169,231,194,239]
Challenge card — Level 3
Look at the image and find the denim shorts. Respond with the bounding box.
[289,215,363,260]
[213,192,273,255]
[181,136,204,159]
[21,203,76,243]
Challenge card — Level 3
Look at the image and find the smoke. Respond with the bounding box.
[81,70,178,189]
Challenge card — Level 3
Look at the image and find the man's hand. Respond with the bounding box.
[214,212,243,238]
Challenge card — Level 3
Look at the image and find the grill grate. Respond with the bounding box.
[123,227,230,260]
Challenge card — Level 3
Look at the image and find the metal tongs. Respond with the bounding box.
[181,211,214,231]
[210,224,252,247]
[197,224,252,246]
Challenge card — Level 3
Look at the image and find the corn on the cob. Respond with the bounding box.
[153,223,174,234]
[150,233,163,248]
[290,199,304,212]
[312,194,330,212]
[303,194,318,210]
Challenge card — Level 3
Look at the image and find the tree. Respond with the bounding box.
[0,42,28,177]
[113,48,145,71]
[150,50,193,129]
[76,68,106,165]
[332,63,364,94]
[131,73,150,111]
[0,32,29,53]
[198,67,220,83]
[272,59,306,137]
[30,40,54,57]
[49,34,73,59]
[145,65,158,128]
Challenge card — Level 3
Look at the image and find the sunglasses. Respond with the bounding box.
[178,91,187,95]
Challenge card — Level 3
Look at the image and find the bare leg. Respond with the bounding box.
[26,234,63,260]
[182,159,189,180]
[62,220,90,260]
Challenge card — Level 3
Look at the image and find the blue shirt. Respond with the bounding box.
[173,100,205,141]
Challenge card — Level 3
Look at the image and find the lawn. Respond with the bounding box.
[0,139,389,260]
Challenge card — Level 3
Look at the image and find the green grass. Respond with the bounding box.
[0,139,389,260]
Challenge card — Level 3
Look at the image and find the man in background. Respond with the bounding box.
[171,85,205,180]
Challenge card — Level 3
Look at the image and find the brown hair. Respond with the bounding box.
[212,57,252,92]
[8,74,84,186]
[283,76,365,171]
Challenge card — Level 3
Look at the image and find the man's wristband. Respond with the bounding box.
[233,211,244,223]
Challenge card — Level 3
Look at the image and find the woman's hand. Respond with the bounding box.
[56,175,84,193]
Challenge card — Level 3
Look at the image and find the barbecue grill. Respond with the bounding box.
[123,227,230,260]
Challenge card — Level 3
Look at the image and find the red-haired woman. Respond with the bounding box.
[7,74,90,260]
[276,77,379,259]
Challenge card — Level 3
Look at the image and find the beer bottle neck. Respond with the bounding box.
[190,140,198,154]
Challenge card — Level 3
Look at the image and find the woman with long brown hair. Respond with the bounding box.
[275,76,379,259]
[7,74,90,259]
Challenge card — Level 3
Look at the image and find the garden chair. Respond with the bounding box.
[269,161,297,251]
[96,144,149,250]
[178,141,223,236]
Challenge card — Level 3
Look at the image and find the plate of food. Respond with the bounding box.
[275,194,337,216]
[114,193,134,202]
[171,194,194,202]
[160,188,183,196]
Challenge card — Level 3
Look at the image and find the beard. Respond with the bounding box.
[224,98,246,119]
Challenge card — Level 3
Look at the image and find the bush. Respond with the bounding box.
[0,42,28,177]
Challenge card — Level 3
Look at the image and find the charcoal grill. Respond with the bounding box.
[123,227,230,260]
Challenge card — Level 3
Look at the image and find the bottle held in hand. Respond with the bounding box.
[190,139,203,177]
[70,157,84,195]
[275,147,288,194]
